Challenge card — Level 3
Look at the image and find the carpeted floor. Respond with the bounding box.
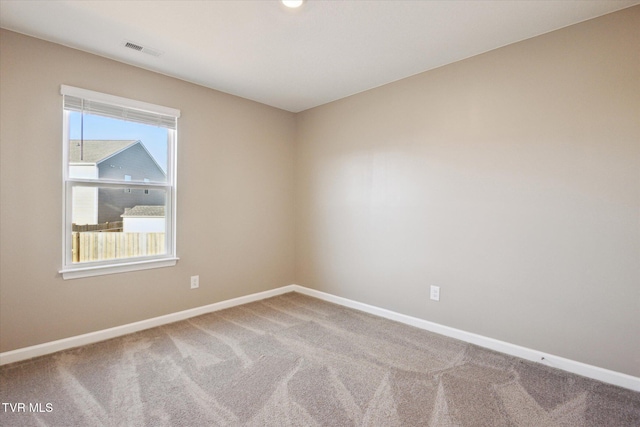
[1,292,639,426]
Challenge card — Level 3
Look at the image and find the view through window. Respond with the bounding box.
[61,86,179,278]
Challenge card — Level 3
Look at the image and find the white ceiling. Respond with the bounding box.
[1,0,638,112]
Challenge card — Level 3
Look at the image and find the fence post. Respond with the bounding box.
[72,232,79,263]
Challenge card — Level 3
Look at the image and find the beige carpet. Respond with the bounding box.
[1,292,639,426]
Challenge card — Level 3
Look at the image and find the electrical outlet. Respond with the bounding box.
[190,275,199,289]
[430,285,440,301]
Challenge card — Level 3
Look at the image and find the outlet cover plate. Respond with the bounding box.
[190,275,199,289]
[430,285,440,301]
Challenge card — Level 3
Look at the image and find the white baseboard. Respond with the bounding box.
[1,283,638,392]
[0,285,296,366]
[290,285,640,392]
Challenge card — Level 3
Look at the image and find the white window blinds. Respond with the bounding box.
[61,85,180,129]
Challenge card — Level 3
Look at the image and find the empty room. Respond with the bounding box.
[0,1,638,425]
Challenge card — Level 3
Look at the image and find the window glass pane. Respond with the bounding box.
[71,186,167,263]
[62,86,178,277]
[68,112,168,182]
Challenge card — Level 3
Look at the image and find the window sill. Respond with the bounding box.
[60,257,179,280]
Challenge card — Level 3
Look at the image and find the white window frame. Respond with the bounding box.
[59,85,180,279]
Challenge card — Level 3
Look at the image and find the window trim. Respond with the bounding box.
[59,85,180,280]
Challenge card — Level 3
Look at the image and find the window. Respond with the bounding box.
[59,85,180,279]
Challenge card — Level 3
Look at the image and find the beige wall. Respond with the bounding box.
[0,30,296,352]
[295,6,640,376]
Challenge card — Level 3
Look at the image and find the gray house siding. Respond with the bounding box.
[96,143,166,223]
[97,143,166,182]
[97,188,165,223]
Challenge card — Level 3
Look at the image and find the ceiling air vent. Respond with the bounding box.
[124,41,143,51]
[123,41,163,57]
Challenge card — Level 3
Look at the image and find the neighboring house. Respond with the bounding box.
[69,140,166,224]
[121,205,166,232]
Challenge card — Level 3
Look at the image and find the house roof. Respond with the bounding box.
[69,140,138,163]
[121,205,165,218]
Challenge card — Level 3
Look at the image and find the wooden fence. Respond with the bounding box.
[72,221,123,232]
[72,232,165,263]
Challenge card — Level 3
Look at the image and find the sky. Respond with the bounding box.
[69,112,168,172]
